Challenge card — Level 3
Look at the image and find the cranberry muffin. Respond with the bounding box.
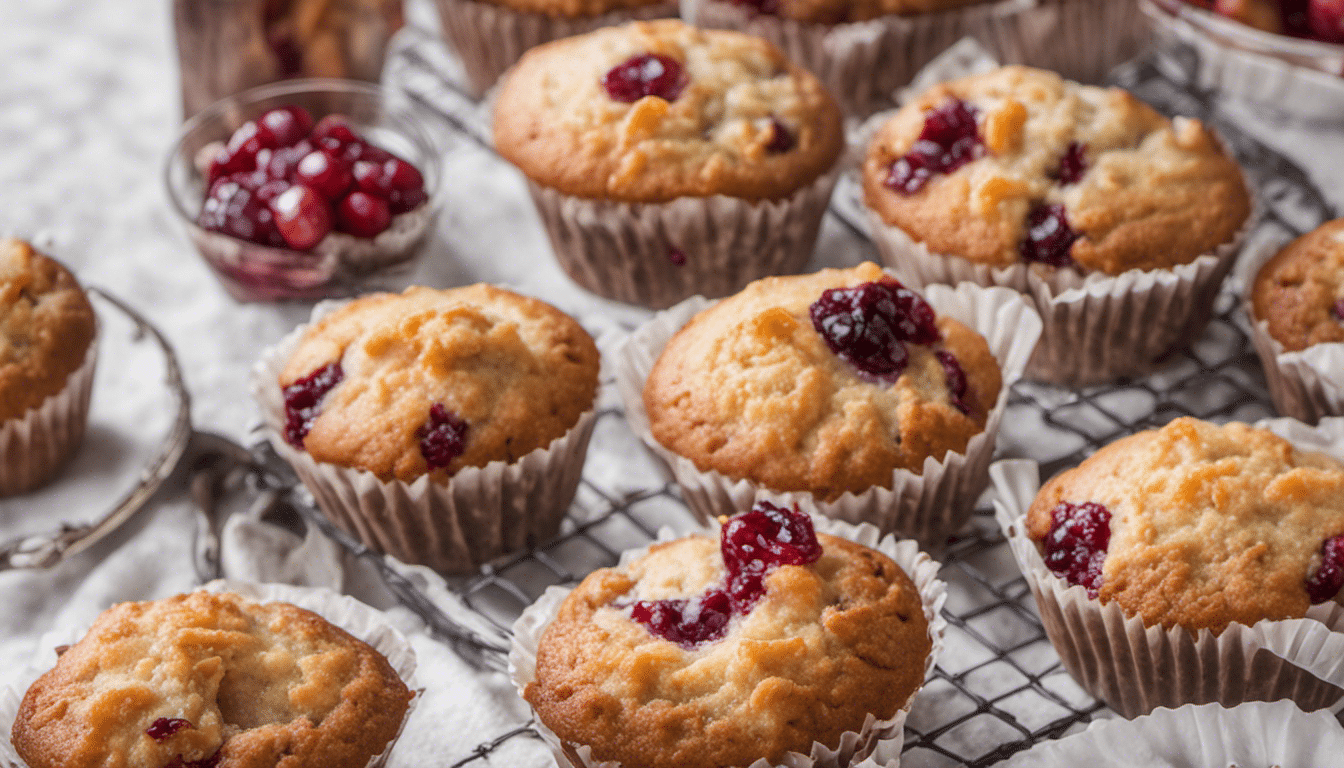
[521,503,935,768]
[0,238,98,495]
[261,284,600,573]
[11,591,412,768]
[493,20,844,308]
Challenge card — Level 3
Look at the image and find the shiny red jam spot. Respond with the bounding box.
[417,404,469,471]
[1054,141,1088,186]
[628,589,733,647]
[668,246,686,266]
[1306,535,1344,603]
[146,718,192,741]
[258,106,314,147]
[765,117,794,153]
[884,98,982,195]
[1333,299,1344,321]
[336,192,392,237]
[1020,203,1079,267]
[282,362,344,448]
[295,150,353,200]
[935,350,972,415]
[1043,501,1112,598]
[809,278,941,383]
[601,54,687,103]
[271,185,332,250]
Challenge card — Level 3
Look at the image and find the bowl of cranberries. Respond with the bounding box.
[165,79,440,301]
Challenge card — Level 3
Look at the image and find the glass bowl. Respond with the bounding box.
[165,78,441,302]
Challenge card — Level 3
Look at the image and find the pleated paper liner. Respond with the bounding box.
[435,0,678,98]
[991,417,1344,719]
[0,580,420,768]
[509,514,948,768]
[0,324,97,496]
[252,299,598,576]
[529,164,840,310]
[614,278,1041,548]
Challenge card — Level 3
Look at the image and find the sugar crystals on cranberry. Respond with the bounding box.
[1042,501,1112,598]
[1306,534,1344,603]
[810,278,941,383]
[601,54,687,103]
[1053,141,1088,186]
[418,404,469,471]
[282,362,344,448]
[935,350,972,415]
[146,718,193,741]
[884,98,982,195]
[1020,203,1080,267]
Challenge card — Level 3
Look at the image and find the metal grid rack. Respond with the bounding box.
[240,29,1338,768]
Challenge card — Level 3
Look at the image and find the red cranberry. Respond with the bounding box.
[809,278,941,383]
[312,115,359,144]
[387,187,429,215]
[765,117,794,153]
[353,158,425,198]
[207,146,253,185]
[935,350,972,415]
[226,119,282,167]
[1308,0,1344,39]
[1020,203,1080,267]
[1306,535,1344,603]
[884,98,982,195]
[295,151,352,200]
[668,246,686,266]
[1054,141,1088,186]
[270,185,332,250]
[257,106,314,147]
[601,54,687,103]
[417,404,469,471]
[255,179,290,203]
[1042,501,1112,598]
[336,192,392,237]
[1333,299,1344,321]
[282,362,344,448]
[721,501,823,611]
[198,181,285,248]
[265,139,313,181]
[146,718,192,741]
[628,589,734,647]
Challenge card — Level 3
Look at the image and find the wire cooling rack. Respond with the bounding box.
[221,29,1340,768]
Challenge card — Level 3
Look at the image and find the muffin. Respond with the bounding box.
[512,503,945,768]
[863,66,1253,384]
[618,262,1042,546]
[995,417,1344,718]
[0,238,98,495]
[255,284,601,573]
[10,590,413,768]
[1248,218,1344,422]
[493,20,844,309]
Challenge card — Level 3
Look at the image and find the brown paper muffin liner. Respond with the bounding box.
[435,0,678,98]
[991,417,1344,719]
[614,279,1042,547]
[0,325,97,496]
[866,179,1254,386]
[509,515,948,768]
[252,300,598,575]
[529,165,841,310]
[0,579,420,768]
[980,0,1150,84]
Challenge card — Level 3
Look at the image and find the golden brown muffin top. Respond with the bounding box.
[749,0,985,24]
[280,284,600,483]
[12,591,412,768]
[525,528,931,768]
[643,262,1002,500]
[1027,418,1344,635]
[0,239,96,423]
[862,67,1251,274]
[493,20,843,203]
[479,0,670,19]
[1251,218,1344,353]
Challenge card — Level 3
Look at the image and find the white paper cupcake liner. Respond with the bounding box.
[614,278,1042,547]
[866,169,1254,386]
[252,299,598,575]
[435,0,679,98]
[980,0,1150,84]
[0,323,97,496]
[529,164,841,310]
[990,417,1344,719]
[991,700,1344,767]
[0,579,420,768]
[508,514,948,768]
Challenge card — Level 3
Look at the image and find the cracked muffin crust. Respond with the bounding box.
[862,66,1251,275]
[493,20,843,203]
[525,518,931,768]
[643,262,1002,501]
[1251,218,1344,353]
[1027,417,1344,634]
[11,591,412,768]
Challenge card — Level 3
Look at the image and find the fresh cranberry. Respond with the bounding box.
[318,136,368,164]
[668,246,686,266]
[1306,535,1344,603]
[935,350,972,415]
[387,187,429,215]
[601,54,687,103]
[336,192,392,237]
[270,185,332,250]
[353,158,425,198]
[312,115,359,144]
[295,151,352,200]
[884,98,982,195]
[1309,0,1344,38]
[1042,501,1112,598]
[146,718,192,741]
[226,119,282,167]
[198,181,285,248]
[207,146,253,185]
[282,362,344,448]
[1333,299,1344,321]
[809,278,941,383]
[255,179,290,203]
[1020,203,1079,267]
[765,117,794,153]
[265,139,313,181]
[628,589,734,647]
[417,404,469,471]
[1054,141,1088,185]
[257,106,314,147]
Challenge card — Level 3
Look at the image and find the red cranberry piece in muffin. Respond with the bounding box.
[883,99,981,196]
[1020,203,1080,268]
[1042,500,1112,598]
[601,53,687,102]
[283,362,344,447]
[1306,535,1344,603]
[418,404,469,471]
